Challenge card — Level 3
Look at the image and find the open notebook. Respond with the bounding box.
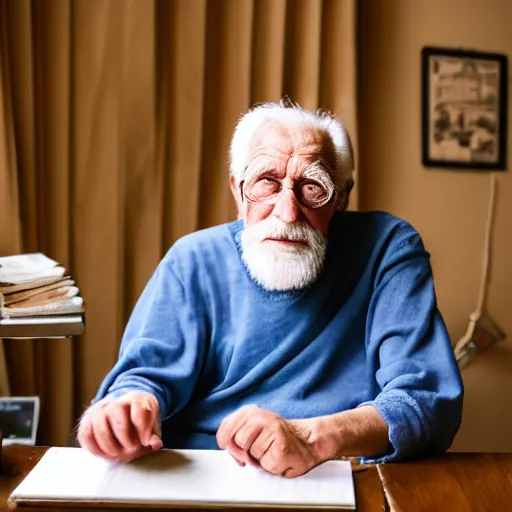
[9,447,356,509]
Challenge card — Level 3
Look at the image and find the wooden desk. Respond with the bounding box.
[0,446,385,512]
[379,453,512,512]
[4,447,510,511]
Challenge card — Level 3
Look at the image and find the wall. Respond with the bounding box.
[359,0,512,451]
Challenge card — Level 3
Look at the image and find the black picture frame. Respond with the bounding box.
[422,47,508,170]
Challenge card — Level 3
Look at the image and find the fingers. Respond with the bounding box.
[78,391,162,463]
[248,427,274,461]
[77,415,104,458]
[228,448,246,467]
[216,407,316,478]
[129,397,160,448]
[105,402,140,453]
[147,433,163,451]
[228,440,259,468]
[90,407,123,459]
[234,421,265,452]
[218,406,272,468]
[217,405,256,449]
[259,439,312,478]
[259,440,290,475]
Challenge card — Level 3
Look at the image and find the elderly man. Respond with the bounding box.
[78,99,463,477]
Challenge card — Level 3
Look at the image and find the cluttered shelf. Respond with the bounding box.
[0,253,85,340]
[0,253,85,398]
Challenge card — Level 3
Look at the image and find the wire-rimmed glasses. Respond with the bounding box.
[240,172,335,209]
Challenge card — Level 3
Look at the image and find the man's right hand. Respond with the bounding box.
[77,390,163,463]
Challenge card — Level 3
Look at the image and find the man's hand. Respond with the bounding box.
[77,391,162,463]
[216,405,321,478]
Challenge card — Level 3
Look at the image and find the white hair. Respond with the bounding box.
[229,98,354,190]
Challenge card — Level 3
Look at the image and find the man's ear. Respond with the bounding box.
[338,179,354,212]
[230,175,244,220]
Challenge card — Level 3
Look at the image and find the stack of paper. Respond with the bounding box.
[9,448,356,509]
[0,253,84,319]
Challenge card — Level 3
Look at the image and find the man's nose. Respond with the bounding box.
[272,188,302,224]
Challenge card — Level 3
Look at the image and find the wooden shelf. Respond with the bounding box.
[0,314,85,340]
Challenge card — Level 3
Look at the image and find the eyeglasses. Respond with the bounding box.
[240,173,335,209]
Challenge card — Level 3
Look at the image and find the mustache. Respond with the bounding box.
[243,218,324,246]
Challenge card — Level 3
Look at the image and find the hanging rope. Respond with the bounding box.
[454,173,497,359]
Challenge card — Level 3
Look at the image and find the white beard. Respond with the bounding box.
[240,217,327,291]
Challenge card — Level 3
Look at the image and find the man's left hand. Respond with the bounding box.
[216,405,321,478]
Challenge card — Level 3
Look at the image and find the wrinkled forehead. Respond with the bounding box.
[248,120,337,170]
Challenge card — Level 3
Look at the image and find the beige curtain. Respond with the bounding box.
[0,0,357,446]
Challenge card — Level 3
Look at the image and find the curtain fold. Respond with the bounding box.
[284,0,324,108]
[0,0,357,446]
[32,0,74,445]
[0,0,24,398]
[252,0,287,102]
[160,0,207,249]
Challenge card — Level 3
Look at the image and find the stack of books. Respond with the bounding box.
[0,254,85,339]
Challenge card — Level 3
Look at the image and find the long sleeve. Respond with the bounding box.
[94,251,208,421]
[361,226,463,462]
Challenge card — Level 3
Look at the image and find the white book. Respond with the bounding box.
[9,447,356,509]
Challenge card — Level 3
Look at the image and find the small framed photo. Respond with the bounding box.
[422,47,507,170]
[0,396,40,446]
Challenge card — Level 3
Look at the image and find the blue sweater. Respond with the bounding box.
[96,211,463,462]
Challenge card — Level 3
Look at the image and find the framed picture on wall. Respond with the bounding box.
[422,47,508,170]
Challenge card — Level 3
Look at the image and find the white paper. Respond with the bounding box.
[0,254,60,284]
[10,447,356,509]
[0,266,65,286]
[0,253,58,271]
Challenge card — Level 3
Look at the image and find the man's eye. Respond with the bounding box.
[250,177,280,198]
[258,177,280,189]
